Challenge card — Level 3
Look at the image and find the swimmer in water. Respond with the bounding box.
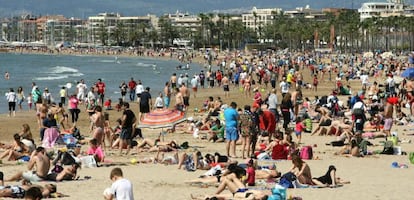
[4,71,9,80]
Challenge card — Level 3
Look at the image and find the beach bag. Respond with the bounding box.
[279,172,297,188]
[80,155,97,168]
[409,152,414,164]
[381,141,394,155]
[300,146,313,160]
[271,144,288,160]
[51,164,64,174]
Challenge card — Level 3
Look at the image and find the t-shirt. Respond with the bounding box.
[135,85,144,95]
[246,166,256,186]
[224,108,238,128]
[295,122,305,132]
[154,97,163,108]
[268,94,278,109]
[110,178,134,200]
[140,92,151,106]
[96,82,105,94]
[122,109,136,128]
[280,81,289,94]
[87,146,104,161]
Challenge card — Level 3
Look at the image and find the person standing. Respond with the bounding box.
[222,74,230,98]
[5,88,17,117]
[68,94,80,125]
[128,77,137,102]
[16,86,25,111]
[139,87,152,121]
[104,168,134,200]
[163,82,171,108]
[190,75,198,98]
[119,81,128,102]
[76,79,87,104]
[59,86,67,106]
[135,80,144,103]
[268,88,279,123]
[96,78,106,107]
[180,83,190,110]
[280,93,293,132]
[280,77,289,97]
[224,102,239,158]
[120,102,136,155]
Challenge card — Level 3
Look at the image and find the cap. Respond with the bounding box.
[252,103,260,109]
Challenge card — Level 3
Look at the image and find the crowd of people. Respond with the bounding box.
[1,47,413,199]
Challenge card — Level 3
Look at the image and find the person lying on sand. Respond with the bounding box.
[312,165,350,188]
[178,151,212,171]
[45,163,80,182]
[191,189,270,200]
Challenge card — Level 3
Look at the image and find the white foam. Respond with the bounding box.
[50,66,79,74]
[136,62,153,67]
[33,75,69,81]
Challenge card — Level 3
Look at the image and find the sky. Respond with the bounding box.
[0,0,413,18]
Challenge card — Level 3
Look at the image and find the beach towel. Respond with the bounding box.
[80,155,97,168]
[279,172,297,188]
[42,127,60,148]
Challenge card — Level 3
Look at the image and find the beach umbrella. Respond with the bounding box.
[138,109,186,129]
[401,68,414,79]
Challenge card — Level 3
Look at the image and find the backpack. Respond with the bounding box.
[271,143,289,160]
[381,141,394,155]
[304,118,312,133]
[279,172,297,188]
[300,146,313,160]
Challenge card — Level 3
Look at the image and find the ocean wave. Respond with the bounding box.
[33,75,69,81]
[71,72,84,77]
[136,62,154,67]
[49,66,79,74]
[100,60,116,63]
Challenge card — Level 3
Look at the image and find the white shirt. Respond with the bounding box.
[135,84,144,95]
[154,96,164,108]
[280,81,289,94]
[360,74,368,84]
[77,83,87,94]
[110,178,134,200]
[6,92,17,102]
[268,93,278,109]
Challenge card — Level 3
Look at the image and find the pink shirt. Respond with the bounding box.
[295,122,305,132]
[87,146,104,161]
[69,97,79,109]
[246,166,256,186]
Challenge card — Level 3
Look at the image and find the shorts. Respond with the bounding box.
[320,119,332,126]
[22,171,44,182]
[192,87,197,92]
[223,85,229,92]
[183,96,189,106]
[140,104,150,113]
[225,126,239,141]
[0,186,25,198]
[383,118,393,131]
[120,127,132,140]
[295,130,302,136]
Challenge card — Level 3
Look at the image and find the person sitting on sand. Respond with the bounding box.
[311,114,333,136]
[6,147,50,183]
[86,138,105,163]
[178,151,211,171]
[0,134,31,162]
[214,173,249,195]
[289,154,314,185]
[19,123,36,152]
[335,131,368,157]
[45,163,80,182]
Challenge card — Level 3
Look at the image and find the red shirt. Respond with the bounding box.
[128,80,137,89]
[246,166,256,186]
[259,110,276,133]
[96,82,106,94]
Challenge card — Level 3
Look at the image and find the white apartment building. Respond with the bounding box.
[88,13,155,45]
[357,0,411,21]
[242,7,282,30]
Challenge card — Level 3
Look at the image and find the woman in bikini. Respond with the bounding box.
[0,134,31,161]
[244,75,251,97]
[289,154,314,185]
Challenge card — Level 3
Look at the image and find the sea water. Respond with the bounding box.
[0,53,202,114]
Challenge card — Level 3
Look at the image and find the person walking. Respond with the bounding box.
[6,88,17,117]
[119,102,136,155]
[128,77,137,102]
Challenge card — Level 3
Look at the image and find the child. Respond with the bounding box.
[313,74,319,92]
[104,99,112,110]
[245,159,256,186]
[87,138,105,163]
[294,117,305,145]
[27,93,33,110]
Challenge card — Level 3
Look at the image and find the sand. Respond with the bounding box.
[0,54,413,200]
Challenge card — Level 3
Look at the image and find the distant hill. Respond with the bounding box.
[0,0,413,18]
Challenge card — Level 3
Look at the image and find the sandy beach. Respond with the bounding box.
[0,52,413,200]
